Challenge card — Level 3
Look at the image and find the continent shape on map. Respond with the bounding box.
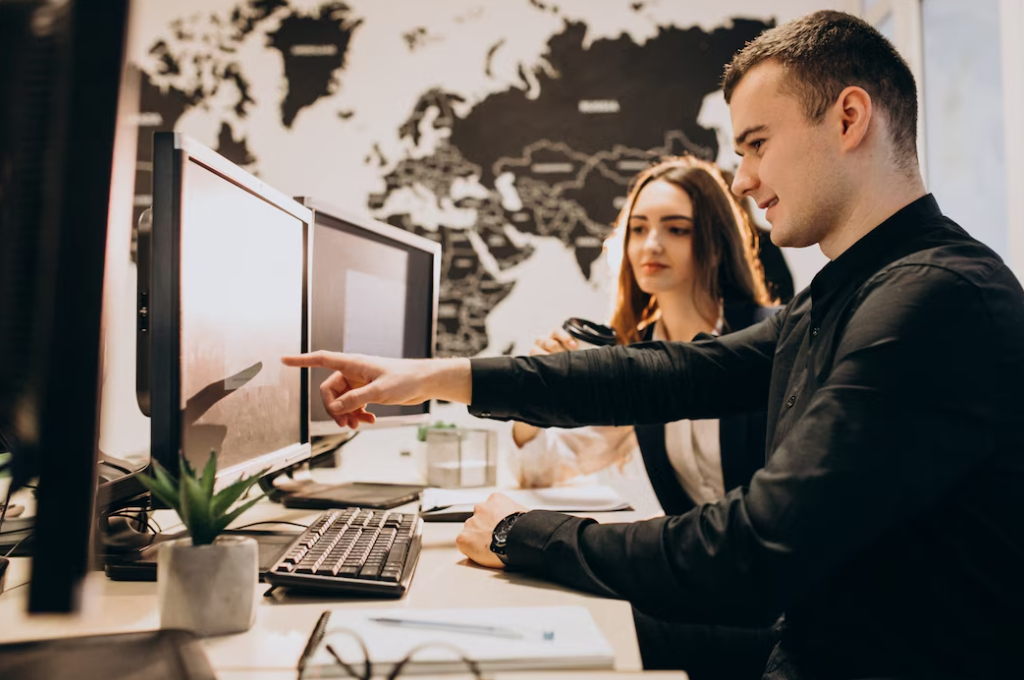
[372,18,773,356]
[132,0,362,256]
[267,2,363,129]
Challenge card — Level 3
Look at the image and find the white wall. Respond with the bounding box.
[921,0,1008,258]
[1002,0,1024,276]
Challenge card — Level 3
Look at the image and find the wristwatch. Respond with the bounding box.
[489,511,525,565]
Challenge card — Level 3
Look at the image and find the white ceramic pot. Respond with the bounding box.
[157,535,258,637]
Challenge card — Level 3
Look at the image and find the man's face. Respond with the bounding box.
[729,61,846,250]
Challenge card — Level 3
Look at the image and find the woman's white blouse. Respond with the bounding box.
[512,321,725,505]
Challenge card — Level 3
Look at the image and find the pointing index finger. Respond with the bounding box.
[281,350,346,370]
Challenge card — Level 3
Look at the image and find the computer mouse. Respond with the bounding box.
[0,556,9,595]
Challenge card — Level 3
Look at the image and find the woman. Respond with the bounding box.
[512,156,778,518]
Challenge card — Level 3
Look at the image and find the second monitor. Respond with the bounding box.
[298,198,440,436]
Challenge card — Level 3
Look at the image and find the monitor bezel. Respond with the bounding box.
[296,196,440,436]
[150,132,312,486]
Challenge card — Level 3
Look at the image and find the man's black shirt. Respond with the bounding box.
[469,195,1024,679]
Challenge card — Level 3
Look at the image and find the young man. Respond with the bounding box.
[284,11,1024,679]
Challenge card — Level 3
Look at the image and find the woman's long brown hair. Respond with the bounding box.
[609,156,771,345]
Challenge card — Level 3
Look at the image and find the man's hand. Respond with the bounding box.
[455,493,530,569]
[280,352,472,429]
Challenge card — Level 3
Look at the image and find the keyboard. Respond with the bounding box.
[264,507,422,597]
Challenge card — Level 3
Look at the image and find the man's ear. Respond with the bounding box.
[834,85,873,152]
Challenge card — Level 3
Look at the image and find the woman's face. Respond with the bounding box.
[626,179,697,296]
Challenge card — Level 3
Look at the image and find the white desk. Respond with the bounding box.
[0,429,682,679]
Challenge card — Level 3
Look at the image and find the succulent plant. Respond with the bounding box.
[139,451,266,546]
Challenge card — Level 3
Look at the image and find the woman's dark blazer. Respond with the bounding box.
[634,303,780,515]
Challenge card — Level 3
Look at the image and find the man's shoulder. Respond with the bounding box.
[874,220,1015,296]
[855,224,1024,342]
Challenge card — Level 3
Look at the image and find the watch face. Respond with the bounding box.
[490,512,522,555]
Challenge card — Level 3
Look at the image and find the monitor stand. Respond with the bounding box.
[99,434,355,580]
[257,433,351,501]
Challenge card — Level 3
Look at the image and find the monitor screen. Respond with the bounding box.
[304,201,439,434]
[150,133,311,486]
[179,159,304,474]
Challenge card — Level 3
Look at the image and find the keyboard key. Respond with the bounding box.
[359,564,382,579]
[266,508,420,596]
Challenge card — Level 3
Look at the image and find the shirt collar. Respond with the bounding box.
[809,194,942,324]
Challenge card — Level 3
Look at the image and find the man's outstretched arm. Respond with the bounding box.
[284,309,784,431]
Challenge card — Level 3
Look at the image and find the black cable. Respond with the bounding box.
[0,481,13,540]
[230,520,309,530]
[106,510,160,537]
[4,531,32,559]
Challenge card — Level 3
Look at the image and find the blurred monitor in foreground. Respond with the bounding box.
[0,0,134,613]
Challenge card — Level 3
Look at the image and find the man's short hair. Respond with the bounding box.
[722,10,918,170]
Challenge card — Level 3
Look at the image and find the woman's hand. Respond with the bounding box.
[530,328,579,356]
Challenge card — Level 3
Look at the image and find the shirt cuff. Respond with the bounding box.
[468,356,518,420]
[504,510,592,570]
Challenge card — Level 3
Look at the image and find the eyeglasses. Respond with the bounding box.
[323,627,482,680]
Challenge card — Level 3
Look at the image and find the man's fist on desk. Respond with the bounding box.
[456,493,529,568]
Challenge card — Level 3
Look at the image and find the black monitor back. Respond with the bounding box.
[0,0,132,612]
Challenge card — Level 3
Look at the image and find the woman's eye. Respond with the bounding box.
[751,139,764,152]
[629,225,645,235]
[669,227,692,236]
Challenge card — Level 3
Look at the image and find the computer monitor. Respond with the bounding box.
[145,132,312,485]
[296,198,440,436]
[0,0,133,612]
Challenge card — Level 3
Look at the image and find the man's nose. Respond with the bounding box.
[731,160,758,197]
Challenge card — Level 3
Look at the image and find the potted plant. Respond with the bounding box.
[140,452,266,637]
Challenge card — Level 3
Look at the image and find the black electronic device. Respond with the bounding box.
[98,133,317,568]
[264,507,422,597]
[296,197,440,436]
[144,132,313,486]
[562,318,618,348]
[0,0,134,613]
[280,482,425,511]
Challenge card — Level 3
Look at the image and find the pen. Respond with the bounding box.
[369,616,555,641]
[297,610,332,675]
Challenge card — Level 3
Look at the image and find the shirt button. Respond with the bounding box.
[812,327,820,336]
[786,395,796,408]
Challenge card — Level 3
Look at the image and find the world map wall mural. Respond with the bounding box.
[130,0,776,357]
